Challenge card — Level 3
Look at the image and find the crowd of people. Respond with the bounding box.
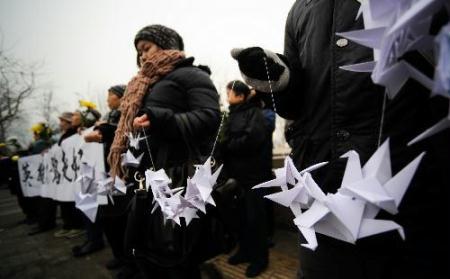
[1,1,450,279]
[0,24,277,279]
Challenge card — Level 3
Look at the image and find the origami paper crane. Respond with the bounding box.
[127,132,146,150]
[253,156,327,215]
[432,23,450,98]
[292,139,425,250]
[76,162,96,194]
[144,168,185,223]
[97,174,128,205]
[408,24,450,144]
[338,0,447,98]
[75,192,98,223]
[179,206,199,226]
[189,157,223,207]
[121,150,143,168]
[144,157,222,226]
[339,0,450,144]
[145,168,172,199]
[184,178,207,213]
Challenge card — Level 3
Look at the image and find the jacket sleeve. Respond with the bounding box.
[271,4,305,120]
[95,123,117,145]
[226,109,267,153]
[140,69,220,141]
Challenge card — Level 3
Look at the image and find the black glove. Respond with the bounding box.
[231,47,290,93]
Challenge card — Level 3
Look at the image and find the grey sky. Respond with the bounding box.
[0,0,294,146]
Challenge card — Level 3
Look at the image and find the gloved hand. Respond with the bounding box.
[231,47,290,93]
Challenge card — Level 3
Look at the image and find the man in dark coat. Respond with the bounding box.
[232,1,450,278]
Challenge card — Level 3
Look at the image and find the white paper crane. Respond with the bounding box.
[75,192,98,223]
[184,178,207,213]
[253,156,328,216]
[143,157,222,226]
[145,168,172,202]
[189,157,223,206]
[145,168,190,225]
[293,139,425,250]
[76,162,96,194]
[409,24,450,145]
[339,0,450,144]
[338,0,447,98]
[121,150,143,168]
[97,174,128,205]
[127,132,146,150]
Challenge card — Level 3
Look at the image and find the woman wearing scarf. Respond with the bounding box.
[108,24,220,279]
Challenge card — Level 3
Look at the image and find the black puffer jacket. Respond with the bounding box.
[136,57,221,177]
[126,57,222,266]
[223,100,271,186]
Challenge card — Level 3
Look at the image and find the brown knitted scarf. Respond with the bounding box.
[108,49,185,178]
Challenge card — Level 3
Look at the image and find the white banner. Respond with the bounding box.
[18,130,105,202]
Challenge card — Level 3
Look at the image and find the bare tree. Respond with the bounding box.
[0,47,37,142]
[38,90,59,129]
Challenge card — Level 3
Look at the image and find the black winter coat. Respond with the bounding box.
[223,101,271,186]
[278,1,449,278]
[135,57,221,184]
[279,0,384,172]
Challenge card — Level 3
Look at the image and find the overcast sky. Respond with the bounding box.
[0,0,294,144]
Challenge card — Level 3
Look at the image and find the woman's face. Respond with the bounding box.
[72,111,82,127]
[227,89,245,105]
[107,92,121,110]
[136,40,162,66]
[59,119,72,132]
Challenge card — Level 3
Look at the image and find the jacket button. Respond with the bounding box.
[336,129,350,141]
[336,38,349,48]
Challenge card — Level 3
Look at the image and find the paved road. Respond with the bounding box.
[0,188,299,278]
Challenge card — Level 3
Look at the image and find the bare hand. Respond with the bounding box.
[133,114,151,129]
[84,130,103,143]
[95,120,107,126]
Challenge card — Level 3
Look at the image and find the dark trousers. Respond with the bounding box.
[82,215,103,245]
[60,201,83,230]
[265,198,275,240]
[102,213,127,260]
[18,194,39,222]
[37,197,56,229]
[237,186,269,264]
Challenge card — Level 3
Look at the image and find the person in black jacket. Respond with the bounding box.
[222,80,270,278]
[70,106,105,258]
[85,84,139,278]
[107,24,220,279]
[231,2,450,279]
[1,138,33,224]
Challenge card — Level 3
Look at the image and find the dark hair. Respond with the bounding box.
[109,84,126,98]
[226,80,251,99]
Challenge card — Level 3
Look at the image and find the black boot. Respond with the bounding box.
[73,241,104,257]
[245,260,268,278]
